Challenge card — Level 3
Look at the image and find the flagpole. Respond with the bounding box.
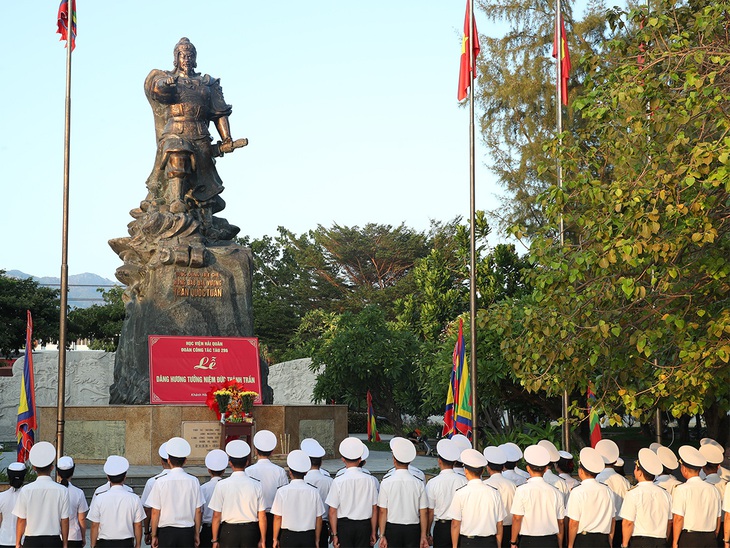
[468,0,479,449]
[555,0,570,453]
[56,0,74,463]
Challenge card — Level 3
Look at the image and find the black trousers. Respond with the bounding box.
[337,517,371,548]
[459,535,498,548]
[68,541,84,548]
[158,526,196,548]
[520,535,559,548]
[385,522,420,548]
[200,523,213,548]
[22,537,63,548]
[628,536,668,548]
[97,540,135,548]
[220,522,261,548]
[432,520,452,548]
[501,525,512,548]
[265,512,275,548]
[611,523,623,548]
[677,530,716,548]
[280,529,316,547]
[574,532,610,547]
[319,521,331,548]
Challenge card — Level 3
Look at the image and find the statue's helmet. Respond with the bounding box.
[173,37,197,69]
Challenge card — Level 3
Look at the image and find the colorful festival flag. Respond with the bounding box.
[552,15,571,106]
[587,385,602,448]
[457,0,480,101]
[16,311,37,463]
[441,318,473,439]
[366,390,380,442]
[57,0,77,50]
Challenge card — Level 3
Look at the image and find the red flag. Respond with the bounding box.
[552,15,571,106]
[457,0,480,101]
[16,311,36,463]
[57,0,77,50]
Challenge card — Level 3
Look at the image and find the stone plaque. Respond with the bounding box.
[183,421,221,459]
[299,419,335,456]
[65,420,126,460]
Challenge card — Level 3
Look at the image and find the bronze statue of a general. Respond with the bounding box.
[110,37,248,293]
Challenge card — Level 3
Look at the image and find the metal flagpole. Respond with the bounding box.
[468,0,479,449]
[556,0,570,453]
[56,0,74,462]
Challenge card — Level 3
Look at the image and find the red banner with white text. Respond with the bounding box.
[149,336,262,405]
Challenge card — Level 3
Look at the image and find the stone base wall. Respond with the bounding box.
[37,404,347,465]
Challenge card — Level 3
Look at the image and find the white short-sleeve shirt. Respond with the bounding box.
[0,487,21,546]
[378,469,428,526]
[66,482,89,541]
[426,469,467,520]
[671,476,722,532]
[12,476,71,536]
[87,485,146,540]
[484,472,517,526]
[207,471,265,524]
[145,467,205,528]
[566,478,615,534]
[448,479,506,537]
[325,467,378,520]
[271,479,324,532]
[510,477,565,536]
[245,458,289,511]
[620,481,672,539]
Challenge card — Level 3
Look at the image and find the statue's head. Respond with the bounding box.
[173,37,197,71]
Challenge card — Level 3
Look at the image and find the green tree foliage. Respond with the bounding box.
[0,271,60,356]
[492,0,730,439]
[67,286,125,351]
[308,305,422,433]
[476,0,610,236]
[282,223,429,316]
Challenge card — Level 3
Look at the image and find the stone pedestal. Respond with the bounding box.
[110,242,256,404]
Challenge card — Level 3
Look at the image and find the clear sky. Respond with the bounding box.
[3,1,510,282]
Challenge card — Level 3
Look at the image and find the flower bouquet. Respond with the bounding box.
[206,380,258,424]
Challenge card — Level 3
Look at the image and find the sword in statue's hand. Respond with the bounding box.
[213,138,248,157]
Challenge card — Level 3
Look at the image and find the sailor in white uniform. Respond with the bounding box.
[556,450,580,492]
[271,450,324,547]
[56,456,89,548]
[500,443,528,486]
[654,445,683,495]
[566,447,616,548]
[425,439,467,548]
[140,443,171,545]
[200,449,228,547]
[301,438,334,548]
[620,448,672,548]
[483,446,517,548]
[0,462,26,548]
[595,439,631,548]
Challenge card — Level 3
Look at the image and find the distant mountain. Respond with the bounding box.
[5,270,121,309]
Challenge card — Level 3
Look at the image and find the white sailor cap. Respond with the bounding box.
[461,448,487,469]
[57,456,74,470]
[300,438,326,458]
[104,455,129,476]
[483,446,507,466]
[339,437,364,460]
[538,440,560,463]
[595,439,620,464]
[166,437,191,458]
[524,445,550,467]
[205,449,228,471]
[558,450,573,460]
[8,462,26,472]
[226,439,251,459]
[158,443,168,460]
[361,445,370,461]
[451,434,472,451]
[698,444,723,465]
[656,446,678,470]
[637,448,663,476]
[390,437,417,464]
[649,442,662,453]
[500,442,523,462]
[29,441,56,468]
[437,439,461,462]
[700,438,723,450]
[287,449,312,474]
[579,447,605,475]
[615,457,624,468]
[254,430,278,452]
[678,445,706,468]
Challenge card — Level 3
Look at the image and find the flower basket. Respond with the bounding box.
[206,381,258,424]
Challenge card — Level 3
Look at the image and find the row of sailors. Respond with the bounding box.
[0,433,728,548]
